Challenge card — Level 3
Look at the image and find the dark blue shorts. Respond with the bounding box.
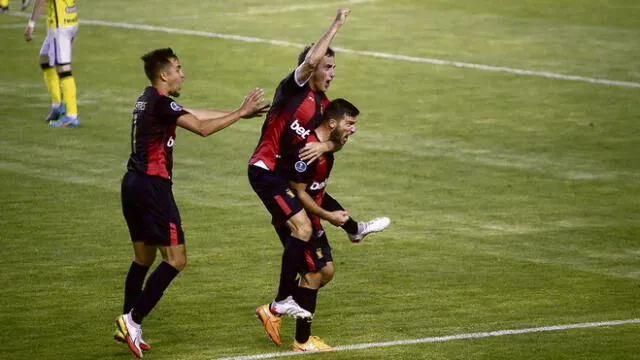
[121,171,185,246]
[248,165,304,227]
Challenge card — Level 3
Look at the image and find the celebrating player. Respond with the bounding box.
[249,8,390,347]
[114,48,268,358]
[280,98,362,351]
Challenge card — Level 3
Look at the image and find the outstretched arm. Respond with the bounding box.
[294,8,351,84]
[177,88,269,137]
[24,0,45,41]
[183,103,268,121]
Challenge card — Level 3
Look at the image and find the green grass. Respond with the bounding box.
[0,0,638,359]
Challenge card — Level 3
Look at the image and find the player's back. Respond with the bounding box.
[126,87,184,181]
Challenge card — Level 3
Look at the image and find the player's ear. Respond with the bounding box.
[328,118,337,129]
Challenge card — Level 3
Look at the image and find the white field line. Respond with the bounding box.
[213,318,640,360]
[81,21,640,89]
[4,10,640,89]
[6,12,639,88]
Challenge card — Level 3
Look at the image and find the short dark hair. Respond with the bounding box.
[141,48,179,81]
[297,44,335,66]
[323,98,359,123]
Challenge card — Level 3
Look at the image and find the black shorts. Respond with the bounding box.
[248,165,304,227]
[300,229,333,273]
[121,171,185,246]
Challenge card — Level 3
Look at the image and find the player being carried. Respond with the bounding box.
[248,8,390,351]
[278,98,366,351]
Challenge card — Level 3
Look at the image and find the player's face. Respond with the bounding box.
[311,55,336,92]
[329,114,357,145]
[165,58,185,97]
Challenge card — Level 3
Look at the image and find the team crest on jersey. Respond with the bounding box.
[170,102,183,112]
[285,188,295,198]
[316,248,324,259]
[295,161,307,173]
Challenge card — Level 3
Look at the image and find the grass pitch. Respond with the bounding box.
[0,1,638,359]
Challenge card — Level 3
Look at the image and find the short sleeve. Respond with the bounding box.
[154,96,189,124]
[278,68,309,98]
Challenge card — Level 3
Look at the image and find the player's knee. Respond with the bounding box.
[168,257,187,271]
[56,64,71,75]
[295,223,312,240]
[321,264,335,285]
[288,213,312,240]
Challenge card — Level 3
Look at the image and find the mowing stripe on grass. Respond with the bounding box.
[6,12,640,88]
[82,20,640,89]
[221,0,377,16]
[213,318,640,360]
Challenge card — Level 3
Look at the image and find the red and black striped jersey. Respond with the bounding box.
[126,86,188,181]
[282,132,334,230]
[249,70,329,171]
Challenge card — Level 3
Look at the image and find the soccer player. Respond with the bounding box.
[114,48,269,359]
[249,8,390,346]
[24,0,80,127]
[282,98,362,351]
[0,0,8,13]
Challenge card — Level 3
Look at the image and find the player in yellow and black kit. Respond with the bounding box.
[24,0,79,127]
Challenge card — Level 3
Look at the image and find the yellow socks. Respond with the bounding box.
[42,66,62,106]
[59,72,78,117]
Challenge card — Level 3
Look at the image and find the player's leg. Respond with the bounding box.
[274,210,312,301]
[248,165,313,307]
[118,171,159,353]
[130,243,184,324]
[249,166,313,345]
[292,238,335,352]
[49,26,80,127]
[117,173,184,357]
[116,242,154,352]
[39,31,64,122]
[123,242,155,313]
[120,171,155,316]
[322,192,391,242]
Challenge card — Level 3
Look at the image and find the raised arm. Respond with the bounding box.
[177,88,269,137]
[294,8,351,84]
[24,0,46,41]
[289,182,349,227]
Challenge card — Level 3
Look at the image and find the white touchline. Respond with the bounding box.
[6,12,640,88]
[212,318,640,360]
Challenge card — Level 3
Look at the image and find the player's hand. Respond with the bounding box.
[328,210,349,227]
[300,141,327,164]
[239,88,270,119]
[335,8,351,25]
[24,24,35,41]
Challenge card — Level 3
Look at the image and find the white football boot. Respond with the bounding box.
[116,313,144,358]
[270,296,312,319]
[348,217,391,243]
